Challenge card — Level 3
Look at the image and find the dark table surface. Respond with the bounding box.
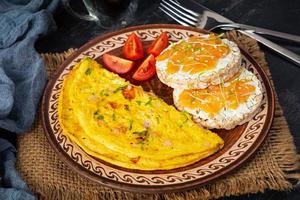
[2,0,300,199]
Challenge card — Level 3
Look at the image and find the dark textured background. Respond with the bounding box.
[1,0,299,199]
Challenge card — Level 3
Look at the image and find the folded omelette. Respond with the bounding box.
[58,57,224,170]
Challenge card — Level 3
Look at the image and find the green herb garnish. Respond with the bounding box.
[113,85,128,93]
[136,100,142,106]
[133,130,150,148]
[156,115,160,124]
[129,120,133,130]
[133,130,148,137]
[179,112,189,128]
[100,89,109,96]
[94,110,104,120]
[145,98,152,106]
[217,33,225,38]
[190,97,196,103]
[97,114,104,120]
[112,112,116,121]
[94,110,99,116]
[85,68,92,75]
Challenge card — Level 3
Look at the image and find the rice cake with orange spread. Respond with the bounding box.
[156,34,241,89]
[173,68,263,130]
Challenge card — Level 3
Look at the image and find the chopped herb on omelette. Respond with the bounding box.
[58,57,224,170]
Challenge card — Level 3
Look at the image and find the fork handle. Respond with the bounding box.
[240,31,300,67]
[218,23,300,43]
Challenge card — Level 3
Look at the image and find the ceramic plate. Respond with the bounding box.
[42,24,275,193]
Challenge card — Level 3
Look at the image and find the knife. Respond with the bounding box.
[177,0,300,67]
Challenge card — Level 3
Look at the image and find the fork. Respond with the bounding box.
[159,0,300,43]
[159,0,300,67]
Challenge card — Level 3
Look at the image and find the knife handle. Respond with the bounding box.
[239,31,300,67]
[217,23,300,44]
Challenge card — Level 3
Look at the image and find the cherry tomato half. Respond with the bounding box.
[102,53,134,74]
[132,54,156,81]
[147,32,169,57]
[123,33,144,60]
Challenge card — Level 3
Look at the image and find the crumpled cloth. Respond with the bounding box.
[0,0,58,133]
[0,0,59,199]
[0,138,35,200]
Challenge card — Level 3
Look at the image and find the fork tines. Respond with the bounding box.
[159,0,199,27]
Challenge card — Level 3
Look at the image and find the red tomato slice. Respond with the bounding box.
[123,33,144,60]
[132,54,156,81]
[102,53,134,74]
[147,32,169,57]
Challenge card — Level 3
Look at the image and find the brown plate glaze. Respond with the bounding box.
[42,24,275,193]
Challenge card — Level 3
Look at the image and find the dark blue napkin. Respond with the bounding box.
[0,0,59,199]
[0,139,35,200]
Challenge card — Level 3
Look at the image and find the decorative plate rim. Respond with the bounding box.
[42,24,275,193]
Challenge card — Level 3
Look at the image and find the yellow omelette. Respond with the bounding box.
[58,57,224,170]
